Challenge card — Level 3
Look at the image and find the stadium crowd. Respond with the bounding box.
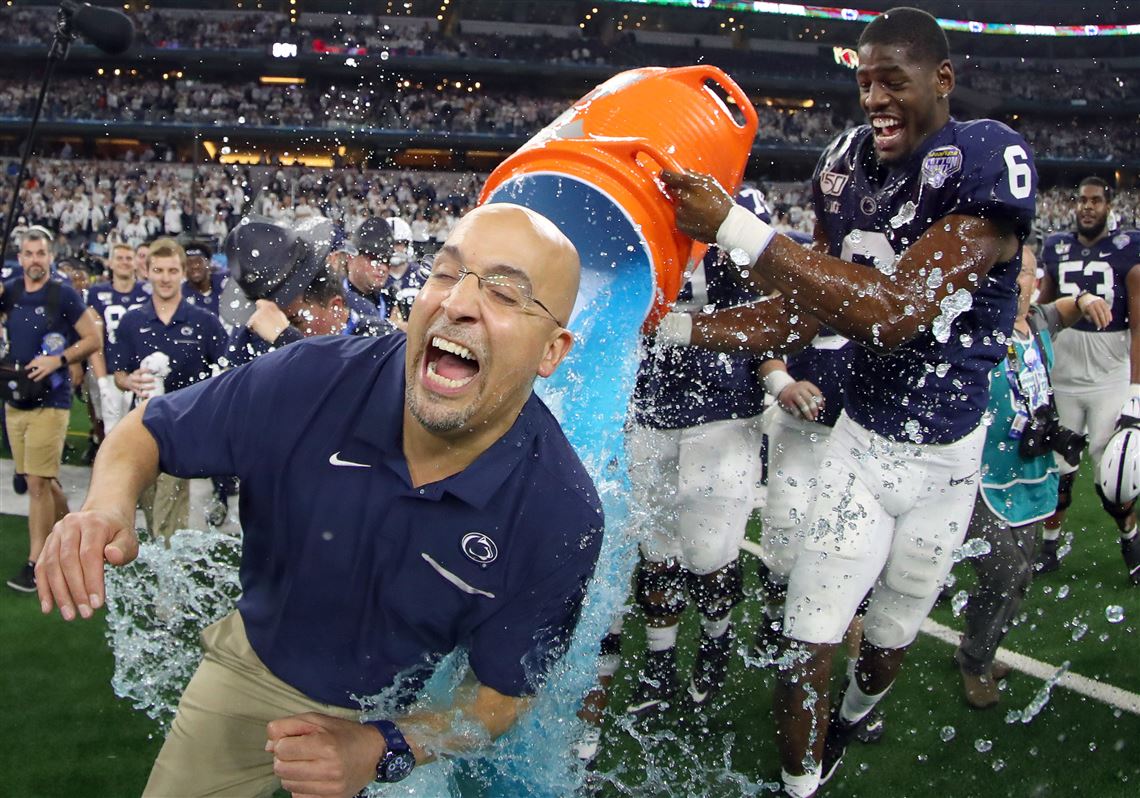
[3,158,1136,268]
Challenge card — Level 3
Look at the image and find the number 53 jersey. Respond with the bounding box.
[1040,227,1138,391]
[811,118,1037,445]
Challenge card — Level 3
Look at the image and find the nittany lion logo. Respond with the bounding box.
[461,532,498,565]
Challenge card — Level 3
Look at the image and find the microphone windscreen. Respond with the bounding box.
[63,2,135,55]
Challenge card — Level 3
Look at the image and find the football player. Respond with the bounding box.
[658,9,1036,796]
[623,187,771,717]
[1037,176,1140,584]
[85,243,150,437]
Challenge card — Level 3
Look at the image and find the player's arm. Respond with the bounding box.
[86,309,109,378]
[673,225,828,355]
[1128,263,1140,391]
[266,685,528,797]
[662,170,1022,352]
[36,406,156,619]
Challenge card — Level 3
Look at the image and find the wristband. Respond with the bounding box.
[715,204,776,269]
[655,312,693,347]
[59,354,68,367]
[1076,291,1094,311]
[763,369,796,398]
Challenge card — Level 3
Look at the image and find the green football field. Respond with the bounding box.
[1,408,1137,797]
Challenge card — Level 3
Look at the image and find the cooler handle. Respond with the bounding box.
[672,64,759,139]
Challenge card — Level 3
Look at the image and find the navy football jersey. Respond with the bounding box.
[85,280,150,345]
[633,250,768,429]
[182,272,227,317]
[633,191,774,429]
[1041,229,1138,333]
[812,119,1037,444]
[785,331,854,430]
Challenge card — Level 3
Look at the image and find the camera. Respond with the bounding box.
[1019,404,1087,467]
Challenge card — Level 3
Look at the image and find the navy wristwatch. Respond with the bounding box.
[366,719,415,783]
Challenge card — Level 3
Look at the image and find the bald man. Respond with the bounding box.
[36,205,604,798]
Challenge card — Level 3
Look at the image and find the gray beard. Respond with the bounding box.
[405,379,479,434]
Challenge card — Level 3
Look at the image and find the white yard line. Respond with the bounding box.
[738,538,1140,717]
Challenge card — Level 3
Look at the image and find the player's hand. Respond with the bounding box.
[25,354,63,382]
[266,713,384,798]
[125,368,156,399]
[1076,293,1112,330]
[777,380,825,421]
[248,299,291,343]
[659,170,734,243]
[36,508,139,621]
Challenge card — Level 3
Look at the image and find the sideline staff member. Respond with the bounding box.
[1,227,100,593]
[37,204,602,798]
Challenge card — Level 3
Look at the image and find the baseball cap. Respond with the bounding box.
[351,218,394,259]
[220,215,336,328]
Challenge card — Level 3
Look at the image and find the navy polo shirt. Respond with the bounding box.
[110,299,228,392]
[142,335,604,708]
[1,277,87,409]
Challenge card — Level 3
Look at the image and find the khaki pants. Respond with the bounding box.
[4,405,69,478]
[145,612,361,797]
[140,473,190,542]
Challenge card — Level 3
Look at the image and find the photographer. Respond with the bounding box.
[953,250,1111,708]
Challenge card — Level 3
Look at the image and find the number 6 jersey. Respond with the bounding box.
[1040,227,1138,391]
[811,118,1038,444]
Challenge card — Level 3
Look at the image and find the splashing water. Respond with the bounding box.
[1006,662,1070,725]
[931,288,974,343]
[953,537,992,562]
[105,528,243,727]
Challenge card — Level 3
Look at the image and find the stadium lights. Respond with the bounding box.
[260,75,306,85]
[609,0,1140,37]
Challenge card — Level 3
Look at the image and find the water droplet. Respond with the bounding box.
[940,725,956,742]
[729,248,752,266]
[1106,605,1125,623]
[1056,584,1069,599]
[951,590,970,616]
[975,739,993,753]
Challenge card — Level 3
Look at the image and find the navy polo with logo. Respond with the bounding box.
[1,277,87,409]
[110,299,229,392]
[141,334,604,707]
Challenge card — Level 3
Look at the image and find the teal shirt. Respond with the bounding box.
[980,308,1060,526]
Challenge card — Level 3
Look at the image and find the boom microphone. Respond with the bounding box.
[59,1,135,55]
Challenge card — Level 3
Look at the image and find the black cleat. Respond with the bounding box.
[1034,538,1060,574]
[12,472,28,495]
[1121,534,1140,586]
[854,707,885,744]
[6,561,36,593]
[626,648,678,717]
[820,707,877,785]
[688,629,733,706]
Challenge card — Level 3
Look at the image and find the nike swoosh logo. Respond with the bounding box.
[328,451,371,468]
[949,471,978,486]
[421,553,496,599]
[139,327,151,333]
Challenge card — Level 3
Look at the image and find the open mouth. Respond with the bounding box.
[423,335,481,392]
[871,115,904,147]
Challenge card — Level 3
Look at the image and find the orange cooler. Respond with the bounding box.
[480,65,758,329]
